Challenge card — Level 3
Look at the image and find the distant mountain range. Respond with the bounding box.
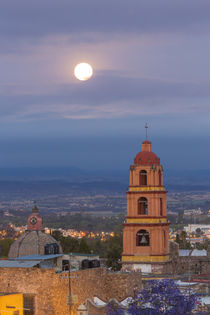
[0,167,209,192]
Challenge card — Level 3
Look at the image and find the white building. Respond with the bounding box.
[184,224,210,235]
[184,208,202,216]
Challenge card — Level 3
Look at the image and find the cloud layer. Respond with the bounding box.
[0,1,209,169]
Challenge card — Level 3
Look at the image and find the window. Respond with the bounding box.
[23,295,35,315]
[62,260,69,271]
[140,170,147,185]
[138,197,148,215]
[159,170,162,186]
[160,198,163,216]
[44,243,59,255]
[136,230,150,246]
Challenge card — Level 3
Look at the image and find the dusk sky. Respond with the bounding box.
[0,0,210,171]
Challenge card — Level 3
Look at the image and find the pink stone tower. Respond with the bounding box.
[122,140,170,273]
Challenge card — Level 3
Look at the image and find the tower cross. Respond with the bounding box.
[145,123,148,139]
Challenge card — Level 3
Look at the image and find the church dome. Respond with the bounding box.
[134,140,160,166]
[134,151,160,166]
[8,230,62,258]
[8,204,62,258]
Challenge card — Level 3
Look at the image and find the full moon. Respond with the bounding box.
[74,63,93,81]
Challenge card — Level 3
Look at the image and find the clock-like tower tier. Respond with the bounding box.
[27,204,43,231]
[122,140,170,273]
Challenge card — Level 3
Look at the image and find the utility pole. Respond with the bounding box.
[62,255,73,314]
[68,256,72,315]
[61,254,77,314]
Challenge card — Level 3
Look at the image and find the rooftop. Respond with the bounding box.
[14,254,63,260]
[0,254,63,268]
[179,249,207,257]
[71,253,99,257]
[0,260,40,268]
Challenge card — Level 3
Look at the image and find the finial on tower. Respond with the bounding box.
[32,200,38,213]
[145,123,148,139]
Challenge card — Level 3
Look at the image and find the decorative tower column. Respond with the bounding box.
[122,140,170,274]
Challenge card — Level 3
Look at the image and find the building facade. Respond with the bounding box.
[122,140,170,273]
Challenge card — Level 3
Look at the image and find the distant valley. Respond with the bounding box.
[0,167,210,227]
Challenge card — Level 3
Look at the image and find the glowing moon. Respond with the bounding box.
[74,63,93,81]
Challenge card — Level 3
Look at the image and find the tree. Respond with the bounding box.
[107,279,198,315]
[78,238,91,254]
[0,239,14,257]
[177,210,184,224]
[175,233,180,244]
[52,230,62,240]
[176,231,191,250]
[105,233,123,271]
[59,236,80,253]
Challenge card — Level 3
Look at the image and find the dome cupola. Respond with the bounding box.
[134,140,160,166]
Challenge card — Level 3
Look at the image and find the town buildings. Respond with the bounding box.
[1,138,210,313]
[184,224,210,235]
[0,202,141,314]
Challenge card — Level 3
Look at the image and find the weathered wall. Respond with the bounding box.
[86,299,120,315]
[0,267,141,315]
[168,242,210,275]
[174,256,210,275]
[104,272,141,301]
[0,268,56,314]
[87,303,108,315]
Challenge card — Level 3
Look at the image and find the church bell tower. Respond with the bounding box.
[122,139,170,273]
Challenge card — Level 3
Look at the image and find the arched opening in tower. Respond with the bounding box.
[138,197,148,215]
[139,170,147,186]
[136,229,150,246]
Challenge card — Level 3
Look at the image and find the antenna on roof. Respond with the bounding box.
[145,123,148,139]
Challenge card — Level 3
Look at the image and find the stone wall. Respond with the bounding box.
[0,267,141,315]
[168,242,210,275]
[104,272,141,300]
[86,299,120,315]
[175,256,210,275]
[168,241,210,275]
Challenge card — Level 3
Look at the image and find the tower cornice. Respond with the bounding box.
[127,190,168,194]
[123,222,170,227]
[126,216,168,224]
